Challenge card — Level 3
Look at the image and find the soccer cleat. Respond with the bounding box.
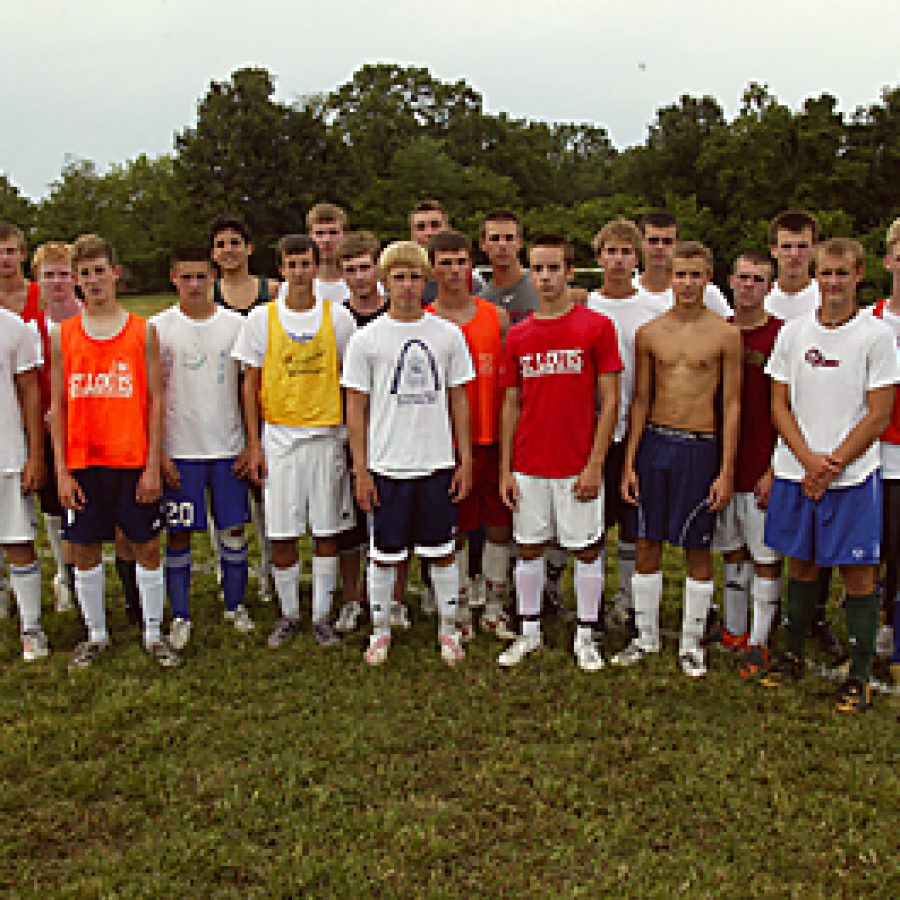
[679,648,707,678]
[875,624,893,660]
[481,605,517,641]
[53,574,74,612]
[22,629,50,662]
[267,616,301,649]
[759,652,804,688]
[611,639,660,667]
[574,636,605,672]
[168,617,192,651]
[68,640,110,672]
[420,585,436,615]
[364,633,391,666]
[457,606,475,643]
[497,633,542,667]
[334,600,362,634]
[834,677,872,713]
[439,632,465,666]
[312,620,341,647]
[721,629,749,652]
[224,605,255,633]
[738,644,770,680]
[145,639,182,668]
[390,600,411,630]
[810,619,846,660]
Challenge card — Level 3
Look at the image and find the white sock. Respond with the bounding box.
[311,555,338,623]
[136,563,164,645]
[724,561,751,635]
[681,577,714,653]
[632,571,662,649]
[575,557,604,641]
[44,514,66,578]
[273,562,301,619]
[430,561,459,637]
[10,560,42,633]
[515,556,544,637]
[749,575,781,647]
[75,563,107,644]
[368,562,394,638]
[617,540,636,606]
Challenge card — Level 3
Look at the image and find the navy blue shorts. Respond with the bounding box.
[63,467,162,545]
[633,425,718,549]
[163,458,250,533]
[765,472,882,567]
[371,469,457,563]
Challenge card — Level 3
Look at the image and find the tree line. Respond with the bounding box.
[2,65,898,299]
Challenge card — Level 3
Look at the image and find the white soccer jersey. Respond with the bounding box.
[314,277,352,304]
[764,280,821,321]
[152,306,245,459]
[874,306,900,479]
[766,311,898,487]
[587,289,669,442]
[0,307,41,473]
[635,279,732,318]
[341,312,474,478]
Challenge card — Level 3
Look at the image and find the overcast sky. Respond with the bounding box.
[4,0,898,199]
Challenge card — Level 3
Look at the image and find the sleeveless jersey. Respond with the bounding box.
[21,281,50,413]
[213,276,270,316]
[260,299,342,427]
[61,313,148,470]
[872,299,900,446]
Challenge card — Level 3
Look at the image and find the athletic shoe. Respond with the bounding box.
[498,633,542,667]
[335,600,362,634]
[364,633,391,666]
[420,585,436,616]
[810,619,845,660]
[312,620,340,647]
[68,640,110,672]
[53,574,74,612]
[738,645,770,680]
[267,616,301,649]
[439,632,465,666]
[22,629,50,662]
[611,639,659,667]
[168,617,192,651]
[224,605,255,633]
[390,600,411,630]
[458,606,475,643]
[834,677,872,713]
[679,648,707,678]
[470,574,487,609]
[145,639,182,668]
[574,636,605,672]
[721,629,749,652]
[759,652,804,688]
[481,605,517,641]
[875,624,893,660]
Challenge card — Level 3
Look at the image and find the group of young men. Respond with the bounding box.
[0,202,897,714]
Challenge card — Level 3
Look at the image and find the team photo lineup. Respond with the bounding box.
[1,201,899,716]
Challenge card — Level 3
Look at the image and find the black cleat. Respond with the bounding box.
[760,652,805,688]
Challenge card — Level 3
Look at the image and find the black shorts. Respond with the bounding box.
[603,439,629,534]
[338,448,369,554]
[63,467,162,545]
[884,478,900,563]
[37,434,64,517]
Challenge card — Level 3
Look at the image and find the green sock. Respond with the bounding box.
[786,579,818,660]
[844,593,878,681]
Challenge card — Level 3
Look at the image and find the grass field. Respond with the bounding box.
[1,295,896,896]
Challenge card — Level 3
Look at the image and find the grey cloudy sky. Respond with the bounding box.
[5,0,899,199]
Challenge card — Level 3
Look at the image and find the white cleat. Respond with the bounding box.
[611,639,659,667]
[224,604,255,633]
[53,574,74,612]
[498,633,542,667]
[439,632,465,666]
[679,648,707,678]
[168,617,192,651]
[574,636,605,672]
[22,629,50,662]
[364,633,391,666]
[335,600,362,634]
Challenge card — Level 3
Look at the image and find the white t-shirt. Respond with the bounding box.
[873,306,900,479]
[635,277,732,318]
[766,311,898,487]
[764,280,821,321]
[587,289,669,442]
[232,288,357,454]
[341,312,475,478]
[0,308,41,473]
[152,306,245,459]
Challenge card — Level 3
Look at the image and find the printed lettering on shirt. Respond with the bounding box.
[804,347,839,369]
[69,359,134,398]
[520,348,584,379]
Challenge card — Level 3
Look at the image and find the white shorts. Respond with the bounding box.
[0,473,38,544]
[512,472,603,550]
[712,492,780,565]
[263,435,354,540]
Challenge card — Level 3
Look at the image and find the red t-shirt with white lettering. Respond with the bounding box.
[501,304,622,478]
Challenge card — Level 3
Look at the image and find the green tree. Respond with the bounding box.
[0,175,34,235]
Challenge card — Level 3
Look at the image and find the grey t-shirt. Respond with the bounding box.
[481,272,539,324]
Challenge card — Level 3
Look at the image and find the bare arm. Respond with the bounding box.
[708,328,742,511]
[241,366,265,485]
[622,328,652,504]
[136,323,163,504]
[499,386,520,510]
[448,384,472,503]
[49,328,84,510]
[15,369,44,493]
[574,371,619,500]
[345,388,377,513]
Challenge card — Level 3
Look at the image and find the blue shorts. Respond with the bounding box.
[631,425,718,549]
[371,469,457,563]
[64,467,162,545]
[765,472,882,567]
[163,458,250,532]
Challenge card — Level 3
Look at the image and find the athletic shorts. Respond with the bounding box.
[163,458,250,533]
[63,467,162,545]
[337,445,368,554]
[765,472,882,567]
[0,472,38,544]
[634,424,718,549]
[512,472,603,551]
[370,469,456,564]
[456,443,511,533]
[603,439,629,533]
[37,433,63,517]
[712,492,780,565]
[883,477,900,564]
[264,434,354,540]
